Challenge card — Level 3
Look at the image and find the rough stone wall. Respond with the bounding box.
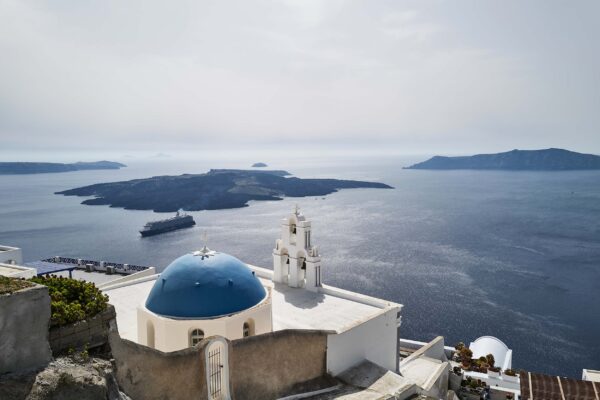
[108,321,208,400]
[49,305,116,355]
[0,357,126,400]
[0,284,52,374]
[230,330,328,400]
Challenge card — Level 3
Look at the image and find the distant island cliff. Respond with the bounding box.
[405,148,600,171]
[56,169,392,212]
[0,161,126,175]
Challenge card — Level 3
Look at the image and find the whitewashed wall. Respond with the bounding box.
[137,294,273,352]
[0,245,23,265]
[326,307,399,376]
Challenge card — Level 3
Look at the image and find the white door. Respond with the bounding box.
[205,338,230,400]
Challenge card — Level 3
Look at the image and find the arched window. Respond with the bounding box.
[290,223,297,244]
[243,319,255,337]
[190,329,204,346]
[146,320,155,349]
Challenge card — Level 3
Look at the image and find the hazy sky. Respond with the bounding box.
[1,0,599,158]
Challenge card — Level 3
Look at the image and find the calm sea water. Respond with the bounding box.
[1,155,599,377]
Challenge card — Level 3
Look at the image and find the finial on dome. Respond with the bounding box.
[201,230,208,247]
[293,204,300,215]
[191,230,213,258]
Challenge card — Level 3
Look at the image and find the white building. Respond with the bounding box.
[583,369,600,382]
[0,245,23,265]
[0,245,36,279]
[103,207,403,376]
[469,335,513,371]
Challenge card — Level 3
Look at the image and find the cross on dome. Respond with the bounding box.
[192,245,215,260]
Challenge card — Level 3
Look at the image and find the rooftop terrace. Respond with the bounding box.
[103,265,400,343]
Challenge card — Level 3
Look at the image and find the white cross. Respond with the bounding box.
[293,204,299,215]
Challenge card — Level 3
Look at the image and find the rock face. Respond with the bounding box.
[0,357,129,400]
[56,169,393,212]
[0,161,126,175]
[26,358,122,400]
[405,148,600,170]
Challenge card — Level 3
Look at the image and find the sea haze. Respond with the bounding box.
[0,155,599,378]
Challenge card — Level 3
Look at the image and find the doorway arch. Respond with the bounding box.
[204,337,231,400]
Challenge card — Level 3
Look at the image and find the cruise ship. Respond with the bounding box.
[139,211,195,237]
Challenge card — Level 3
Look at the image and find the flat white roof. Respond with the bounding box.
[265,278,387,333]
[583,369,600,382]
[0,264,23,275]
[105,279,156,341]
[0,263,36,277]
[104,271,399,343]
[0,245,20,252]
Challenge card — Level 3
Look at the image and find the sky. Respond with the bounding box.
[1,0,599,160]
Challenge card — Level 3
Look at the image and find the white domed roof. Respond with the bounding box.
[469,336,512,370]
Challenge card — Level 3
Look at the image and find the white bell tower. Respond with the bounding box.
[273,205,322,291]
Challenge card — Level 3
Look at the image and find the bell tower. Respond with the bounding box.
[273,206,322,291]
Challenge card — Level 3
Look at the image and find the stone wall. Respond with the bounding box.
[0,283,52,374]
[109,324,329,400]
[108,320,208,400]
[230,330,329,400]
[49,305,116,355]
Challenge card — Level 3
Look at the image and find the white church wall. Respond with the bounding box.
[137,295,272,352]
[326,307,399,376]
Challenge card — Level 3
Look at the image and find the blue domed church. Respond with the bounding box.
[138,247,273,351]
[98,206,404,398]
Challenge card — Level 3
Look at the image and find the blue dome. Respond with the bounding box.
[145,251,266,319]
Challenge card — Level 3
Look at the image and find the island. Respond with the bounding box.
[405,148,600,171]
[0,161,126,175]
[56,169,392,212]
[251,162,268,168]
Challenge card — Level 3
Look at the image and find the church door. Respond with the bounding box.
[204,338,230,400]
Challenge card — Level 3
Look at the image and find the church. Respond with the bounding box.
[105,206,403,376]
[2,208,465,399]
[52,206,458,398]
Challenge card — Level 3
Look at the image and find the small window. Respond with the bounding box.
[190,328,204,346]
[243,319,255,337]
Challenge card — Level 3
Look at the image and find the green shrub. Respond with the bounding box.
[30,276,108,327]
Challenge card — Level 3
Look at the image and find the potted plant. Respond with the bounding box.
[503,369,519,383]
[488,366,501,377]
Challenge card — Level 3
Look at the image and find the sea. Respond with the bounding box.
[1,155,599,378]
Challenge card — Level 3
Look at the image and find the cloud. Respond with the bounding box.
[0,0,598,155]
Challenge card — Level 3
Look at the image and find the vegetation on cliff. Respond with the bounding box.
[0,276,33,295]
[30,276,109,327]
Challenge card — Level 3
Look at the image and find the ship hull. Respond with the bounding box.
[140,220,195,237]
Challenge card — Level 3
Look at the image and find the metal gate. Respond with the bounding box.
[205,338,230,400]
[208,345,222,399]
